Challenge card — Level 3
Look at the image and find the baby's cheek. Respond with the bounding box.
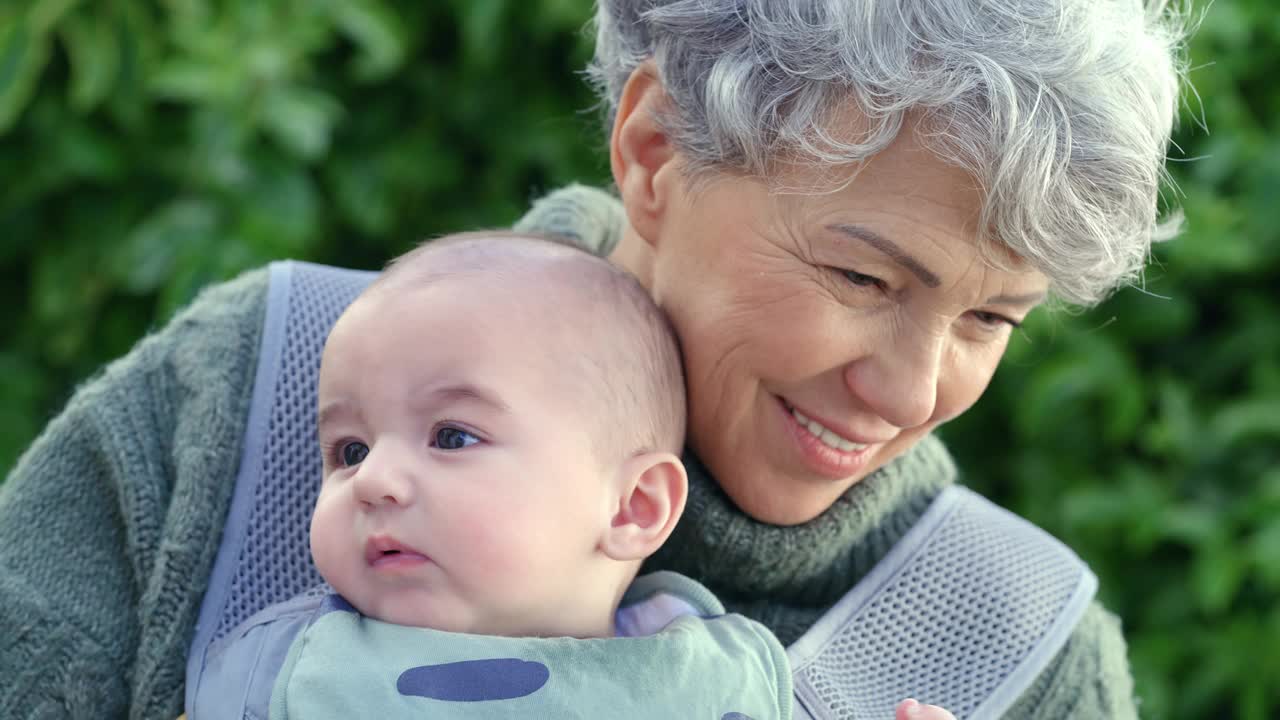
[451,519,546,589]
[309,502,349,590]
[456,526,523,575]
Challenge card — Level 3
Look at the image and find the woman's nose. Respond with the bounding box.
[350,445,415,508]
[844,331,943,429]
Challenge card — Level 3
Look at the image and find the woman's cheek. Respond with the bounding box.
[936,344,1004,423]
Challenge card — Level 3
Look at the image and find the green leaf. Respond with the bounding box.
[328,154,394,234]
[113,199,220,294]
[529,0,594,33]
[1139,376,1199,461]
[1250,520,1280,590]
[1167,189,1258,274]
[232,157,318,254]
[0,14,52,132]
[48,112,126,180]
[148,57,238,103]
[1191,536,1247,616]
[31,238,109,363]
[28,0,81,34]
[260,85,343,160]
[1156,503,1218,546]
[100,0,154,131]
[329,0,407,81]
[1208,396,1280,452]
[59,11,120,112]
[1015,332,1145,446]
[459,0,506,70]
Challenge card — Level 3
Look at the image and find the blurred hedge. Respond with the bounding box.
[944,2,1280,717]
[1,1,1276,719]
[0,0,606,469]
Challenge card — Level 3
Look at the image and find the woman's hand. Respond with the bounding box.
[895,698,956,720]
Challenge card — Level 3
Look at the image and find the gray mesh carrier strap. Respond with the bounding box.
[787,485,1097,720]
[186,261,377,713]
[186,260,1097,719]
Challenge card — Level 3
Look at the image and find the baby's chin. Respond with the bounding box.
[340,589,585,637]
[349,596,511,636]
[355,597,467,632]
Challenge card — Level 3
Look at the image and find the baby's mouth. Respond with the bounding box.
[365,535,430,567]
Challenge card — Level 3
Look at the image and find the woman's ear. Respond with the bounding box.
[609,60,679,250]
[600,451,688,562]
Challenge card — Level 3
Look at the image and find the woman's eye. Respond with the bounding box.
[432,425,481,451]
[837,268,885,290]
[972,310,1020,329]
[340,441,369,466]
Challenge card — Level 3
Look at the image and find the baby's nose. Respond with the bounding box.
[350,446,415,507]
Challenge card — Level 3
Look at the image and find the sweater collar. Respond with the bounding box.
[645,434,957,607]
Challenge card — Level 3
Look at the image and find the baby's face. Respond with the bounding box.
[311,280,613,636]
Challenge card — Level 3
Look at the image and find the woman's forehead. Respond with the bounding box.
[679,170,1049,308]
[748,148,1048,292]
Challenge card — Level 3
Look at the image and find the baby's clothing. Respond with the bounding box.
[193,571,791,719]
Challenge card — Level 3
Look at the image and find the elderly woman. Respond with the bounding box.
[0,0,1185,718]
[544,0,1184,715]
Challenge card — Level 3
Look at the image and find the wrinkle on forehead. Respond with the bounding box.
[770,131,1047,285]
[796,189,1043,306]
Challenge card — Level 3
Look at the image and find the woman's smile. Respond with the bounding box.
[775,396,883,479]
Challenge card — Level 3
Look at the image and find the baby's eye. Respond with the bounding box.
[340,441,369,467]
[432,425,481,451]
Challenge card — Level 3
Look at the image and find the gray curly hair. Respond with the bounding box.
[588,0,1191,305]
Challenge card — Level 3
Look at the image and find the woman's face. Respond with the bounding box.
[614,109,1049,525]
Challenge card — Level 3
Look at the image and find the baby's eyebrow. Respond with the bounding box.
[317,399,353,429]
[420,383,512,415]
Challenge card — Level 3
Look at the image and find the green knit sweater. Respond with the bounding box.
[0,185,1137,719]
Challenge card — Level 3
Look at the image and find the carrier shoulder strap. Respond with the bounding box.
[788,485,1097,720]
[186,261,377,714]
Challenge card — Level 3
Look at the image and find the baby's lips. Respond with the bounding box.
[364,533,429,565]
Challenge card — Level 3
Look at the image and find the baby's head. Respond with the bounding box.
[310,231,687,638]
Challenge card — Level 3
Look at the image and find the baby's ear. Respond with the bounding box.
[600,451,688,562]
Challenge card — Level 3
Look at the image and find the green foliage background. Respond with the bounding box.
[1,1,1275,718]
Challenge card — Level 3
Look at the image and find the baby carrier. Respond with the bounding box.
[185,260,1097,720]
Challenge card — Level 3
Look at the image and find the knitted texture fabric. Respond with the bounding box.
[644,436,956,646]
[0,185,1137,720]
[0,270,268,720]
[514,182,626,256]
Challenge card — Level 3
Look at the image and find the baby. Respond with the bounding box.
[196,231,954,720]
[193,232,788,719]
[309,230,692,641]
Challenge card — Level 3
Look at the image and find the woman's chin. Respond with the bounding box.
[720,470,871,526]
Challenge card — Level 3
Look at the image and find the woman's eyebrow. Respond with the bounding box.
[984,291,1046,307]
[826,223,942,288]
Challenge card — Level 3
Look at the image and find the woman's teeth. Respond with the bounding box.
[791,408,868,452]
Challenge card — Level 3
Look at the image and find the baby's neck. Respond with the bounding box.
[530,569,631,639]
[515,601,618,639]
